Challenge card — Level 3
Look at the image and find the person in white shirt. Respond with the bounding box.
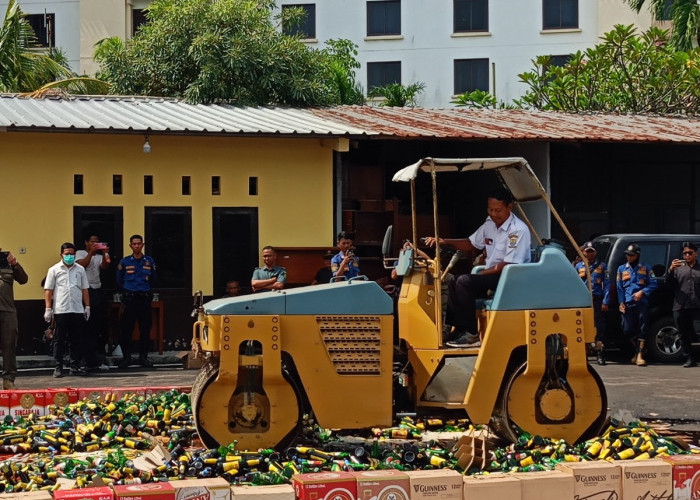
[44,242,90,378]
[76,234,111,371]
[425,188,531,348]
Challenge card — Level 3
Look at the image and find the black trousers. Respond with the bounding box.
[593,296,607,344]
[447,273,500,334]
[53,313,84,369]
[0,311,18,381]
[84,287,105,368]
[120,294,152,358]
[673,308,699,359]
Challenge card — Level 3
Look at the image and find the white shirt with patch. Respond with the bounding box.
[75,250,103,289]
[469,212,531,269]
[44,262,89,314]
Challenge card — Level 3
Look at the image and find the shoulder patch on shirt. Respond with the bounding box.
[508,233,520,248]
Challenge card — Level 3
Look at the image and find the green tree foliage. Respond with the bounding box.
[0,0,108,94]
[94,0,363,106]
[453,25,700,115]
[367,82,426,107]
[625,0,699,51]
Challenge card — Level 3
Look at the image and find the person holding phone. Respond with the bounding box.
[331,231,360,281]
[667,242,700,367]
[0,248,27,389]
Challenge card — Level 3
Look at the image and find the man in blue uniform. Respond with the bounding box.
[331,231,360,281]
[616,243,658,366]
[575,241,610,365]
[116,234,157,368]
[251,246,286,292]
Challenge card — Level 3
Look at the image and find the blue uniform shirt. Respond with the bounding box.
[575,259,610,305]
[331,251,360,279]
[616,261,657,305]
[117,255,157,292]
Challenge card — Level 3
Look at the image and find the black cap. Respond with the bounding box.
[625,243,641,255]
[582,241,596,252]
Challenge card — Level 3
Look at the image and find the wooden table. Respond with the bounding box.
[108,300,164,354]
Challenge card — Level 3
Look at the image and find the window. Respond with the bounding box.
[26,13,54,48]
[113,175,123,195]
[212,176,221,195]
[543,0,578,30]
[454,58,489,94]
[74,174,83,195]
[367,61,401,90]
[73,206,123,289]
[549,54,571,68]
[132,9,148,36]
[212,208,259,296]
[454,0,488,33]
[367,0,401,36]
[659,0,673,21]
[144,175,153,195]
[182,176,191,195]
[249,177,258,196]
[282,4,316,38]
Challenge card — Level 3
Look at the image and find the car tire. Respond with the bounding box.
[647,316,684,363]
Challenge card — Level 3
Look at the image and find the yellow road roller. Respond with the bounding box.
[190,157,607,450]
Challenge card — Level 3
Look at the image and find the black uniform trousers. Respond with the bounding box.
[120,293,152,359]
[53,313,84,370]
[673,308,699,360]
[447,273,500,335]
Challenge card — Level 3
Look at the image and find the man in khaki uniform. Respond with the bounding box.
[0,248,28,389]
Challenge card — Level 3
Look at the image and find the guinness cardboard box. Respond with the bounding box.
[231,485,294,500]
[45,388,79,411]
[54,486,114,500]
[618,460,672,500]
[405,469,463,500]
[2,490,53,500]
[10,389,45,417]
[114,482,175,500]
[355,470,410,500]
[556,460,621,500]
[512,470,574,500]
[171,478,231,500]
[661,454,700,500]
[463,473,520,500]
[293,472,357,500]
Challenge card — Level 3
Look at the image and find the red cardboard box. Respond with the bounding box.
[354,470,410,500]
[54,486,114,500]
[661,455,700,500]
[10,390,45,417]
[293,472,357,500]
[114,483,175,500]
[45,388,79,410]
[0,391,10,419]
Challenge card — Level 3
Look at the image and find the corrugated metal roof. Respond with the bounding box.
[1,95,699,143]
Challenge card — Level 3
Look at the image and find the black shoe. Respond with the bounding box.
[446,332,481,348]
[139,355,153,368]
[597,352,606,366]
[683,358,697,368]
[70,367,87,376]
[117,358,132,369]
[53,367,63,378]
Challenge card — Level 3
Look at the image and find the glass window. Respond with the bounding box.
[367,61,401,90]
[659,0,673,21]
[367,0,401,36]
[454,58,489,94]
[132,9,148,36]
[549,54,571,67]
[543,0,578,30]
[454,0,488,33]
[26,13,55,48]
[637,243,668,277]
[282,4,316,38]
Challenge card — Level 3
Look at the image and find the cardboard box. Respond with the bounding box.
[405,469,463,500]
[618,460,672,500]
[556,461,621,500]
[293,472,357,500]
[176,351,203,370]
[661,454,700,500]
[355,470,410,500]
[463,473,520,500]
[230,485,294,500]
[1,491,53,500]
[113,482,176,500]
[45,388,79,410]
[9,389,45,417]
[512,470,574,500]
[0,391,10,419]
[54,486,114,500]
[171,478,231,500]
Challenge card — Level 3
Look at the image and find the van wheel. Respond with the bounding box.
[648,317,683,363]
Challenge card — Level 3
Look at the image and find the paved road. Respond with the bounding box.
[12,354,700,430]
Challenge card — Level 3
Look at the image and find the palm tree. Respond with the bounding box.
[367,82,426,107]
[625,0,700,50]
[0,0,108,94]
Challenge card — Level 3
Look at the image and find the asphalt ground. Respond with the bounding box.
[9,351,700,439]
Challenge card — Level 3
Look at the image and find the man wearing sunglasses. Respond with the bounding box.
[575,241,610,365]
[668,242,700,368]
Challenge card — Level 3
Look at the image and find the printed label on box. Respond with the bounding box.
[10,390,45,417]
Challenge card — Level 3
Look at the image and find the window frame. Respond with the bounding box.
[542,0,578,30]
[453,58,489,94]
[366,0,401,37]
[367,61,402,91]
[453,0,488,33]
[282,3,316,39]
[25,13,55,48]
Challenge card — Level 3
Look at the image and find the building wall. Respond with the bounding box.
[0,132,335,301]
[79,0,126,75]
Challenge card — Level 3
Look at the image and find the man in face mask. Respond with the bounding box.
[44,242,90,378]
